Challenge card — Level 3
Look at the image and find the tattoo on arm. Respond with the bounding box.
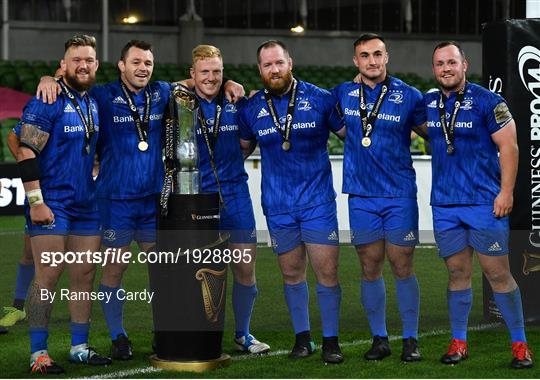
[20,124,50,154]
[27,283,53,329]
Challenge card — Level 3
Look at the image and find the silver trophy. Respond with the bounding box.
[161,84,201,214]
[172,84,200,194]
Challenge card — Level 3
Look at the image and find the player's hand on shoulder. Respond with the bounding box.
[353,73,362,84]
[30,203,55,226]
[493,190,513,217]
[36,76,61,105]
[224,80,245,103]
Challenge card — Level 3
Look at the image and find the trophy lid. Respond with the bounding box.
[173,83,198,110]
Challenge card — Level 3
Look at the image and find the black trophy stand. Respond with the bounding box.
[148,192,230,372]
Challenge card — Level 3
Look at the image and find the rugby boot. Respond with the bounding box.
[30,351,65,375]
[321,336,344,364]
[364,335,391,360]
[511,341,533,369]
[69,344,112,365]
[440,338,468,364]
[401,337,422,362]
[0,306,26,327]
[234,334,270,354]
[289,331,316,359]
[111,333,133,360]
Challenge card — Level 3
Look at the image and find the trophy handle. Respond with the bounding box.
[522,251,540,275]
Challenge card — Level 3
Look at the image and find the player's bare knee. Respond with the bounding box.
[483,267,513,288]
[80,266,97,282]
[100,270,124,287]
[281,267,306,284]
[447,264,472,284]
[37,275,60,290]
[316,273,339,287]
[361,260,384,280]
[361,266,382,281]
[232,269,256,286]
[392,265,414,280]
[70,266,97,289]
[103,261,129,278]
[314,262,338,285]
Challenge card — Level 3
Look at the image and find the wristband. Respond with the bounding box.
[18,157,41,182]
[26,189,44,207]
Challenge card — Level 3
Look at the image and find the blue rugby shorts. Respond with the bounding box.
[99,194,157,248]
[266,201,339,255]
[432,204,509,258]
[348,195,419,247]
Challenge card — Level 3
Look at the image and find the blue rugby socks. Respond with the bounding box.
[14,263,35,310]
[30,328,48,353]
[493,287,527,343]
[395,275,420,339]
[447,288,472,341]
[70,322,90,347]
[232,282,258,338]
[316,283,341,337]
[361,277,388,337]
[99,283,126,340]
[284,281,310,334]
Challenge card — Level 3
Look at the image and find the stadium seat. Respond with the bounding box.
[13,59,30,68]
[21,78,39,95]
[96,72,108,84]
[0,118,19,162]
[31,60,49,68]
[0,72,20,89]
[48,60,60,70]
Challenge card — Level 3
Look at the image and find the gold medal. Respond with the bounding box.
[138,141,149,152]
[282,141,291,151]
[361,137,371,148]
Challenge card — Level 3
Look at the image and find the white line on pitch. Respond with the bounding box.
[85,322,501,378]
[232,322,501,361]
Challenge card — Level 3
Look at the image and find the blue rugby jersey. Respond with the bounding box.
[239,80,343,216]
[90,80,170,199]
[332,77,425,198]
[425,82,512,205]
[19,91,99,206]
[12,121,21,135]
[196,95,249,195]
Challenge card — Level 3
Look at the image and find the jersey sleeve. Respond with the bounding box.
[12,121,22,136]
[156,80,173,97]
[483,91,513,135]
[235,96,249,112]
[322,90,344,133]
[238,103,256,141]
[410,86,426,128]
[20,97,61,134]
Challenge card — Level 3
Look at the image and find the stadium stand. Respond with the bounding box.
[0,59,482,158]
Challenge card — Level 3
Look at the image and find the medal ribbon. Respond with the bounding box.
[160,92,177,216]
[197,90,226,209]
[438,84,466,154]
[57,79,95,154]
[197,90,224,160]
[120,81,151,147]
[263,78,298,149]
[358,77,390,141]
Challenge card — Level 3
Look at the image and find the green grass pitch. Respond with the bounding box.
[0,215,538,378]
